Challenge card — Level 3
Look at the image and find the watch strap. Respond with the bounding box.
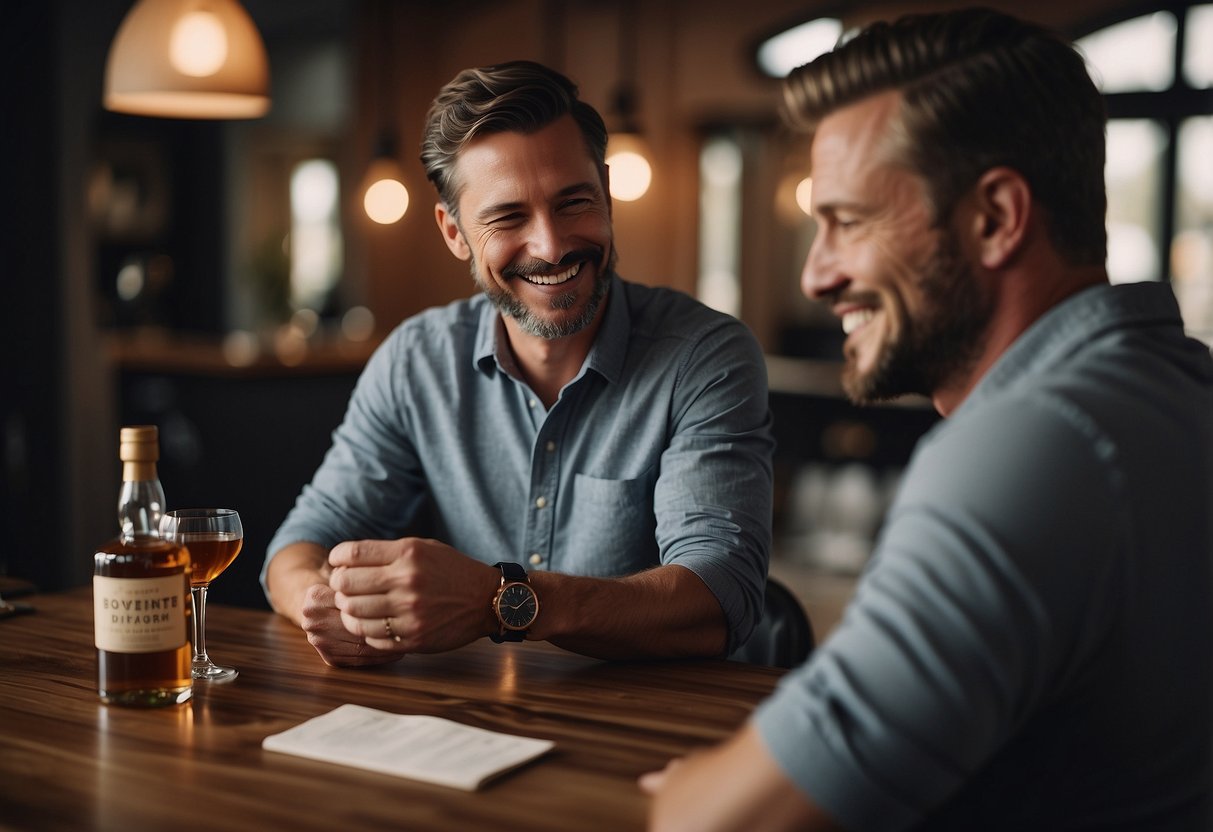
[494,561,528,582]
[490,561,531,643]
[489,629,526,643]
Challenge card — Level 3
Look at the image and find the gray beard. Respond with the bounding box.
[471,248,616,340]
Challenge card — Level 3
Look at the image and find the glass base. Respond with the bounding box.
[100,685,193,707]
[193,662,238,683]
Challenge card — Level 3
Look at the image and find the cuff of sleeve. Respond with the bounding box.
[752,674,921,831]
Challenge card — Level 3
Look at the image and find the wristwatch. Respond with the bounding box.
[490,561,539,643]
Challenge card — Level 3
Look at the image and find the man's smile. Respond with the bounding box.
[520,262,581,286]
[841,307,877,335]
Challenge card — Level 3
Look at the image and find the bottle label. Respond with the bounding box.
[94,575,188,653]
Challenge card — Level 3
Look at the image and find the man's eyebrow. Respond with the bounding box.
[474,181,600,223]
[813,200,867,217]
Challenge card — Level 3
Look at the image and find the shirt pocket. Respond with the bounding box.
[564,473,657,577]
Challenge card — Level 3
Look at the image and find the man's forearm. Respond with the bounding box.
[527,564,728,659]
[265,541,331,625]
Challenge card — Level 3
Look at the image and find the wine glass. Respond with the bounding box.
[160,509,243,682]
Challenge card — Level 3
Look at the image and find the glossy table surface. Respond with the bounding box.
[0,588,783,831]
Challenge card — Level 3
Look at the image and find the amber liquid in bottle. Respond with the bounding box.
[94,426,193,707]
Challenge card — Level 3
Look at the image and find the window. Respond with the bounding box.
[289,158,342,311]
[1077,3,1213,344]
[698,135,743,316]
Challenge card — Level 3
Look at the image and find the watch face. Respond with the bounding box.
[497,582,538,629]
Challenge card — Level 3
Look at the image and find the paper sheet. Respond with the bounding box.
[262,704,555,791]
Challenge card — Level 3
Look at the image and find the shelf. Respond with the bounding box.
[107,329,380,378]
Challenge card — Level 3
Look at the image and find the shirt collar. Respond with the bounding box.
[582,275,629,385]
[470,275,631,385]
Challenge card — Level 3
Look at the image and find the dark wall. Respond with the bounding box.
[2,3,65,593]
[118,368,359,609]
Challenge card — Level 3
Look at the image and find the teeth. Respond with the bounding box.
[841,309,875,335]
[524,263,580,285]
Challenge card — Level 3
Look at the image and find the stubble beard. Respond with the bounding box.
[842,230,993,405]
[471,246,617,340]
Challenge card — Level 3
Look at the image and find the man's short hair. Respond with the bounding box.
[784,8,1107,267]
[420,60,608,215]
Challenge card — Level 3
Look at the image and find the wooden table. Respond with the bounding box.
[0,588,783,831]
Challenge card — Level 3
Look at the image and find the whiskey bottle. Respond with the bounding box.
[94,425,192,706]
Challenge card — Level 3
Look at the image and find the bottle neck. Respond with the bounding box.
[118,475,166,538]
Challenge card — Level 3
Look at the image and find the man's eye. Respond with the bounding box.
[489,213,525,225]
[560,198,591,211]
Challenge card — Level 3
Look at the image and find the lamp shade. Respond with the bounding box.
[104,0,270,119]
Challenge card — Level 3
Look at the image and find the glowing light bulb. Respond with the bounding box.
[795,177,814,216]
[364,178,409,224]
[606,133,653,202]
[170,11,228,77]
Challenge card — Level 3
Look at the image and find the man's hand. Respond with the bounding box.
[328,537,500,653]
[640,722,840,832]
[265,542,396,667]
[297,580,400,667]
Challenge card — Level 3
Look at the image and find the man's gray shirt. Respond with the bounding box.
[752,283,1208,829]
[264,276,774,650]
[755,281,1213,829]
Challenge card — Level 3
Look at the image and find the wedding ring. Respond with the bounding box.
[383,617,401,643]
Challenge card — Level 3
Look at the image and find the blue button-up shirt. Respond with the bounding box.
[264,276,774,650]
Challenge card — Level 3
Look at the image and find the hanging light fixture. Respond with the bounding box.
[605,0,652,202]
[104,0,270,119]
[361,135,409,225]
[360,0,408,225]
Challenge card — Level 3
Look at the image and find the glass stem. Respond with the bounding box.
[191,584,210,665]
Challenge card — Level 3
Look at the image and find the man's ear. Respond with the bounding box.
[434,202,471,261]
[969,167,1031,270]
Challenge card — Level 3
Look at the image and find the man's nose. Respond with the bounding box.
[800,233,845,300]
[526,212,565,265]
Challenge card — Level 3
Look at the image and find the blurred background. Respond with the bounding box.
[3,0,1210,631]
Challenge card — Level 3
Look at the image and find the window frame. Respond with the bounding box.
[1074,1,1213,282]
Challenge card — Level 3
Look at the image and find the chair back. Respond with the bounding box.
[729,577,815,669]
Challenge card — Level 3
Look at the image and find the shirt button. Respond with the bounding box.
[535,496,547,509]
[529,553,542,566]
[528,398,538,409]
[545,441,556,452]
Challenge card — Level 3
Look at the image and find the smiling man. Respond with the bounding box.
[262,61,774,666]
[644,8,1212,831]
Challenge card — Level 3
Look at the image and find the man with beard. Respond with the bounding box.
[262,61,774,666]
[643,8,1212,831]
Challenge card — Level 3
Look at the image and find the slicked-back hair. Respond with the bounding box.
[784,8,1107,267]
[420,60,608,216]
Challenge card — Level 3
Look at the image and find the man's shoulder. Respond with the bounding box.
[617,278,747,340]
[382,293,487,350]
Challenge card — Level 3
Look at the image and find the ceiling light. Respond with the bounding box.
[104,0,270,119]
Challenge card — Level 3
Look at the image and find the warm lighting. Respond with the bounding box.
[606,3,652,202]
[795,177,813,216]
[361,157,409,225]
[170,11,227,76]
[605,133,653,202]
[341,306,376,341]
[104,0,270,119]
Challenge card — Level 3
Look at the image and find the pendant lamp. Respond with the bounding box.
[359,0,408,224]
[104,0,270,119]
[605,0,652,202]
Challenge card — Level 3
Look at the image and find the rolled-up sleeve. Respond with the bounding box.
[654,318,774,652]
